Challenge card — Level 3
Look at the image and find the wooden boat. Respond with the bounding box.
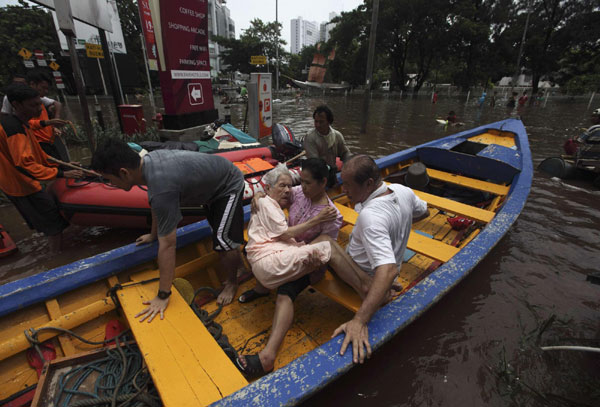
[0,119,532,406]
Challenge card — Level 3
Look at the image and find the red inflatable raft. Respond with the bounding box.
[50,155,306,229]
[0,224,17,258]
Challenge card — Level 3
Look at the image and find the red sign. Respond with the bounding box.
[158,0,213,115]
[34,50,47,67]
[138,0,158,70]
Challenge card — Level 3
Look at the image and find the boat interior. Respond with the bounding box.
[0,129,518,405]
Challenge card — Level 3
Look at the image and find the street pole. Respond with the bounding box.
[99,29,124,131]
[360,0,379,134]
[66,35,95,150]
[512,0,531,92]
[275,0,279,93]
[140,33,156,115]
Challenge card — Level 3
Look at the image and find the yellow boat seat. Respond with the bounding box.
[312,202,462,312]
[117,270,248,407]
[426,168,509,196]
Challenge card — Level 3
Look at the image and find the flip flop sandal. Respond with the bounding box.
[235,354,273,379]
[238,288,269,304]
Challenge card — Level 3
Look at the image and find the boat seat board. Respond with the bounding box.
[334,202,461,261]
[117,271,248,407]
[468,132,515,148]
[411,191,495,223]
[426,168,509,196]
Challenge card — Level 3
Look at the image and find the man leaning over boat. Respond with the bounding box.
[335,155,429,364]
[91,139,246,321]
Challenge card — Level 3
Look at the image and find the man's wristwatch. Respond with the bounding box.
[157,290,172,300]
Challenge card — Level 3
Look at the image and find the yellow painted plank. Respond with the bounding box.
[117,276,247,407]
[45,299,75,356]
[311,271,361,312]
[407,231,459,263]
[414,190,495,223]
[334,202,358,225]
[427,168,509,196]
[468,132,515,148]
[335,202,460,262]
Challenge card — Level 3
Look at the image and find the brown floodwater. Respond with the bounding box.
[1,92,599,406]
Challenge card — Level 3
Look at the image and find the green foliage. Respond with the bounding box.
[213,19,286,74]
[61,121,160,147]
[0,1,62,86]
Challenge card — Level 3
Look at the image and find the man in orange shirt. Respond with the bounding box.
[0,84,81,252]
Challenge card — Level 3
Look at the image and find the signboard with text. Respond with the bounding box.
[248,73,272,139]
[138,0,158,70]
[85,43,104,58]
[158,0,213,115]
[250,55,266,65]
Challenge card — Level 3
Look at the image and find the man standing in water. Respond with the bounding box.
[91,139,246,321]
[333,155,429,364]
[0,84,81,253]
[304,105,351,186]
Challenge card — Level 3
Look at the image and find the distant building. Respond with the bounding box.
[291,16,320,54]
[319,12,338,42]
[208,0,235,77]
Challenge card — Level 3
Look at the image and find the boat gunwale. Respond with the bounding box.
[0,119,532,406]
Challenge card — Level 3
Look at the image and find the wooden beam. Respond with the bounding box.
[117,275,247,406]
[426,168,509,196]
[413,190,495,223]
[44,299,75,356]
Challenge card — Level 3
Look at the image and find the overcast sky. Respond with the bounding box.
[224,0,363,50]
[0,0,364,51]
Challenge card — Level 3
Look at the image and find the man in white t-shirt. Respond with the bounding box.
[333,155,429,364]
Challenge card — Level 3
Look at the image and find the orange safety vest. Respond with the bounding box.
[0,115,59,197]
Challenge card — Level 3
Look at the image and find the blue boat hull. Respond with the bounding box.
[0,119,532,406]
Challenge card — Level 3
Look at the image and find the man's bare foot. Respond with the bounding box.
[217,282,238,305]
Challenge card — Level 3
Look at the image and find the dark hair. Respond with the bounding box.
[5,83,39,103]
[448,110,456,116]
[12,73,26,82]
[91,138,141,176]
[26,69,52,85]
[301,157,329,182]
[345,155,381,185]
[313,105,334,124]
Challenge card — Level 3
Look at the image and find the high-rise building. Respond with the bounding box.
[291,17,320,54]
[208,0,235,77]
[320,12,338,42]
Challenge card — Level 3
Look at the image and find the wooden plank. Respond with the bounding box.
[468,132,515,148]
[117,273,247,407]
[311,271,361,313]
[406,231,459,263]
[426,168,509,196]
[413,190,495,223]
[44,299,75,356]
[334,202,460,262]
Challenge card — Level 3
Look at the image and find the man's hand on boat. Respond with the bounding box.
[136,233,157,245]
[135,296,169,323]
[332,318,371,364]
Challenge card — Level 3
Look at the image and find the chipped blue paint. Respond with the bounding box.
[209,118,532,406]
[0,206,252,317]
[0,119,531,406]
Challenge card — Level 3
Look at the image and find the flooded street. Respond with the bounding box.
[1,93,599,406]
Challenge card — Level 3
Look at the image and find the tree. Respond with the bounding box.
[0,1,62,86]
[116,0,146,88]
[213,19,285,75]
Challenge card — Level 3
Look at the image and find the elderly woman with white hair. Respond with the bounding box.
[236,163,367,378]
